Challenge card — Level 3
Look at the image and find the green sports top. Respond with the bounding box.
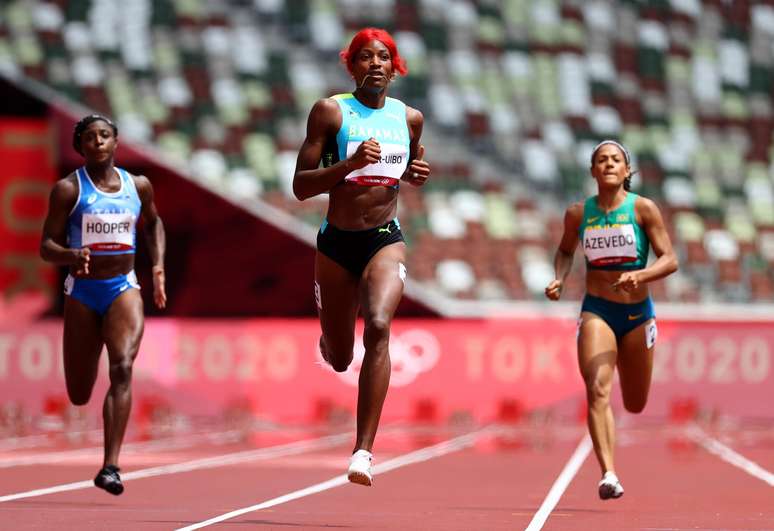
[578,192,649,271]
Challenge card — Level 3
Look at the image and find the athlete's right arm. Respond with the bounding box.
[545,202,582,301]
[292,98,380,200]
[40,177,90,274]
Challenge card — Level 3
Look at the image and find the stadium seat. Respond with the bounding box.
[2,0,772,302]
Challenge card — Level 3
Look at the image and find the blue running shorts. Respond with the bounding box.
[64,271,140,315]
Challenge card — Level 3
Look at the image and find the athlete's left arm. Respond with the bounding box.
[613,197,678,291]
[135,175,167,309]
[401,106,430,187]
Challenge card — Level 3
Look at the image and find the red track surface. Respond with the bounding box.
[0,421,772,530]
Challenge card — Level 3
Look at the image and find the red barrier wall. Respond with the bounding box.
[1,318,771,424]
[0,119,57,310]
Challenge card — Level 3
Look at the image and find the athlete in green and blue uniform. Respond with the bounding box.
[546,140,678,500]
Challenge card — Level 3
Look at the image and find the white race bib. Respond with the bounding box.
[583,224,637,266]
[646,320,658,349]
[344,142,408,186]
[81,212,136,251]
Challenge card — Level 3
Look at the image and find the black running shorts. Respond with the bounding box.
[316,218,404,276]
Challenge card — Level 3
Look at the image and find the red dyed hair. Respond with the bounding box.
[339,27,408,77]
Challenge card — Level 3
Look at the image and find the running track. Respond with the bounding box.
[0,420,771,530]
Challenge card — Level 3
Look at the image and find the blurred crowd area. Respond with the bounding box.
[1,0,773,304]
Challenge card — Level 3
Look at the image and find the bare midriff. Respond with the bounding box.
[586,268,649,303]
[326,181,398,230]
[70,253,135,279]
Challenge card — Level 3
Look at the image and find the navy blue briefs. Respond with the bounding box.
[581,294,655,339]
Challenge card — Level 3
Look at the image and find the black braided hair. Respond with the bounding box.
[590,139,634,191]
[72,114,118,155]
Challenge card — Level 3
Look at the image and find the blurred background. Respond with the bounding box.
[0,0,772,438]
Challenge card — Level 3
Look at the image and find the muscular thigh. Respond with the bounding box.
[578,312,618,387]
[616,318,656,396]
[315,251,360,347]
[63,296,104,392]
[102,288,144,362]
[359,242,406,320]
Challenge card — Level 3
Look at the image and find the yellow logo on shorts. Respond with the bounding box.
[628,313,643,321]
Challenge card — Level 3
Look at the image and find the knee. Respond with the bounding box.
[330,354,353,373]
[67,388,92,406]
[109,357,134,387]
[623,395,648,414]
[363,316,391,348]
[321,335,354,373]
[585,376,611,407]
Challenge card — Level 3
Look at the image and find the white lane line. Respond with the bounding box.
[525,434,592,531]
[0,430,243,468]
[0,432,352,503]
[687,425,774,487]
[176,427,491,531]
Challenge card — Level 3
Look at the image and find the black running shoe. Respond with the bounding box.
[94,465,124,495]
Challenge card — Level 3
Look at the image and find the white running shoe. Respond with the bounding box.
[347,449,373,486]
[598,471,624,500]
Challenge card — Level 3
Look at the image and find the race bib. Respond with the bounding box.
[344,142,408,186]
[583,224,637,266]
[81,212,136,251]
[646,320,658,349]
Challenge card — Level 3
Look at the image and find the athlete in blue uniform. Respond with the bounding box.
[40,114,166,495]
[545,140,678,499]
[293,27,430,486]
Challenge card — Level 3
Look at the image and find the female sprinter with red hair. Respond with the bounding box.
[293,28,430,486]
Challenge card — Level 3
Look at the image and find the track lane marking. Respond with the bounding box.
[0,432,352,503]
[176,427,492,530]
[687,425,774,487]
[525,434,592,531]
[0,430,244,468]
